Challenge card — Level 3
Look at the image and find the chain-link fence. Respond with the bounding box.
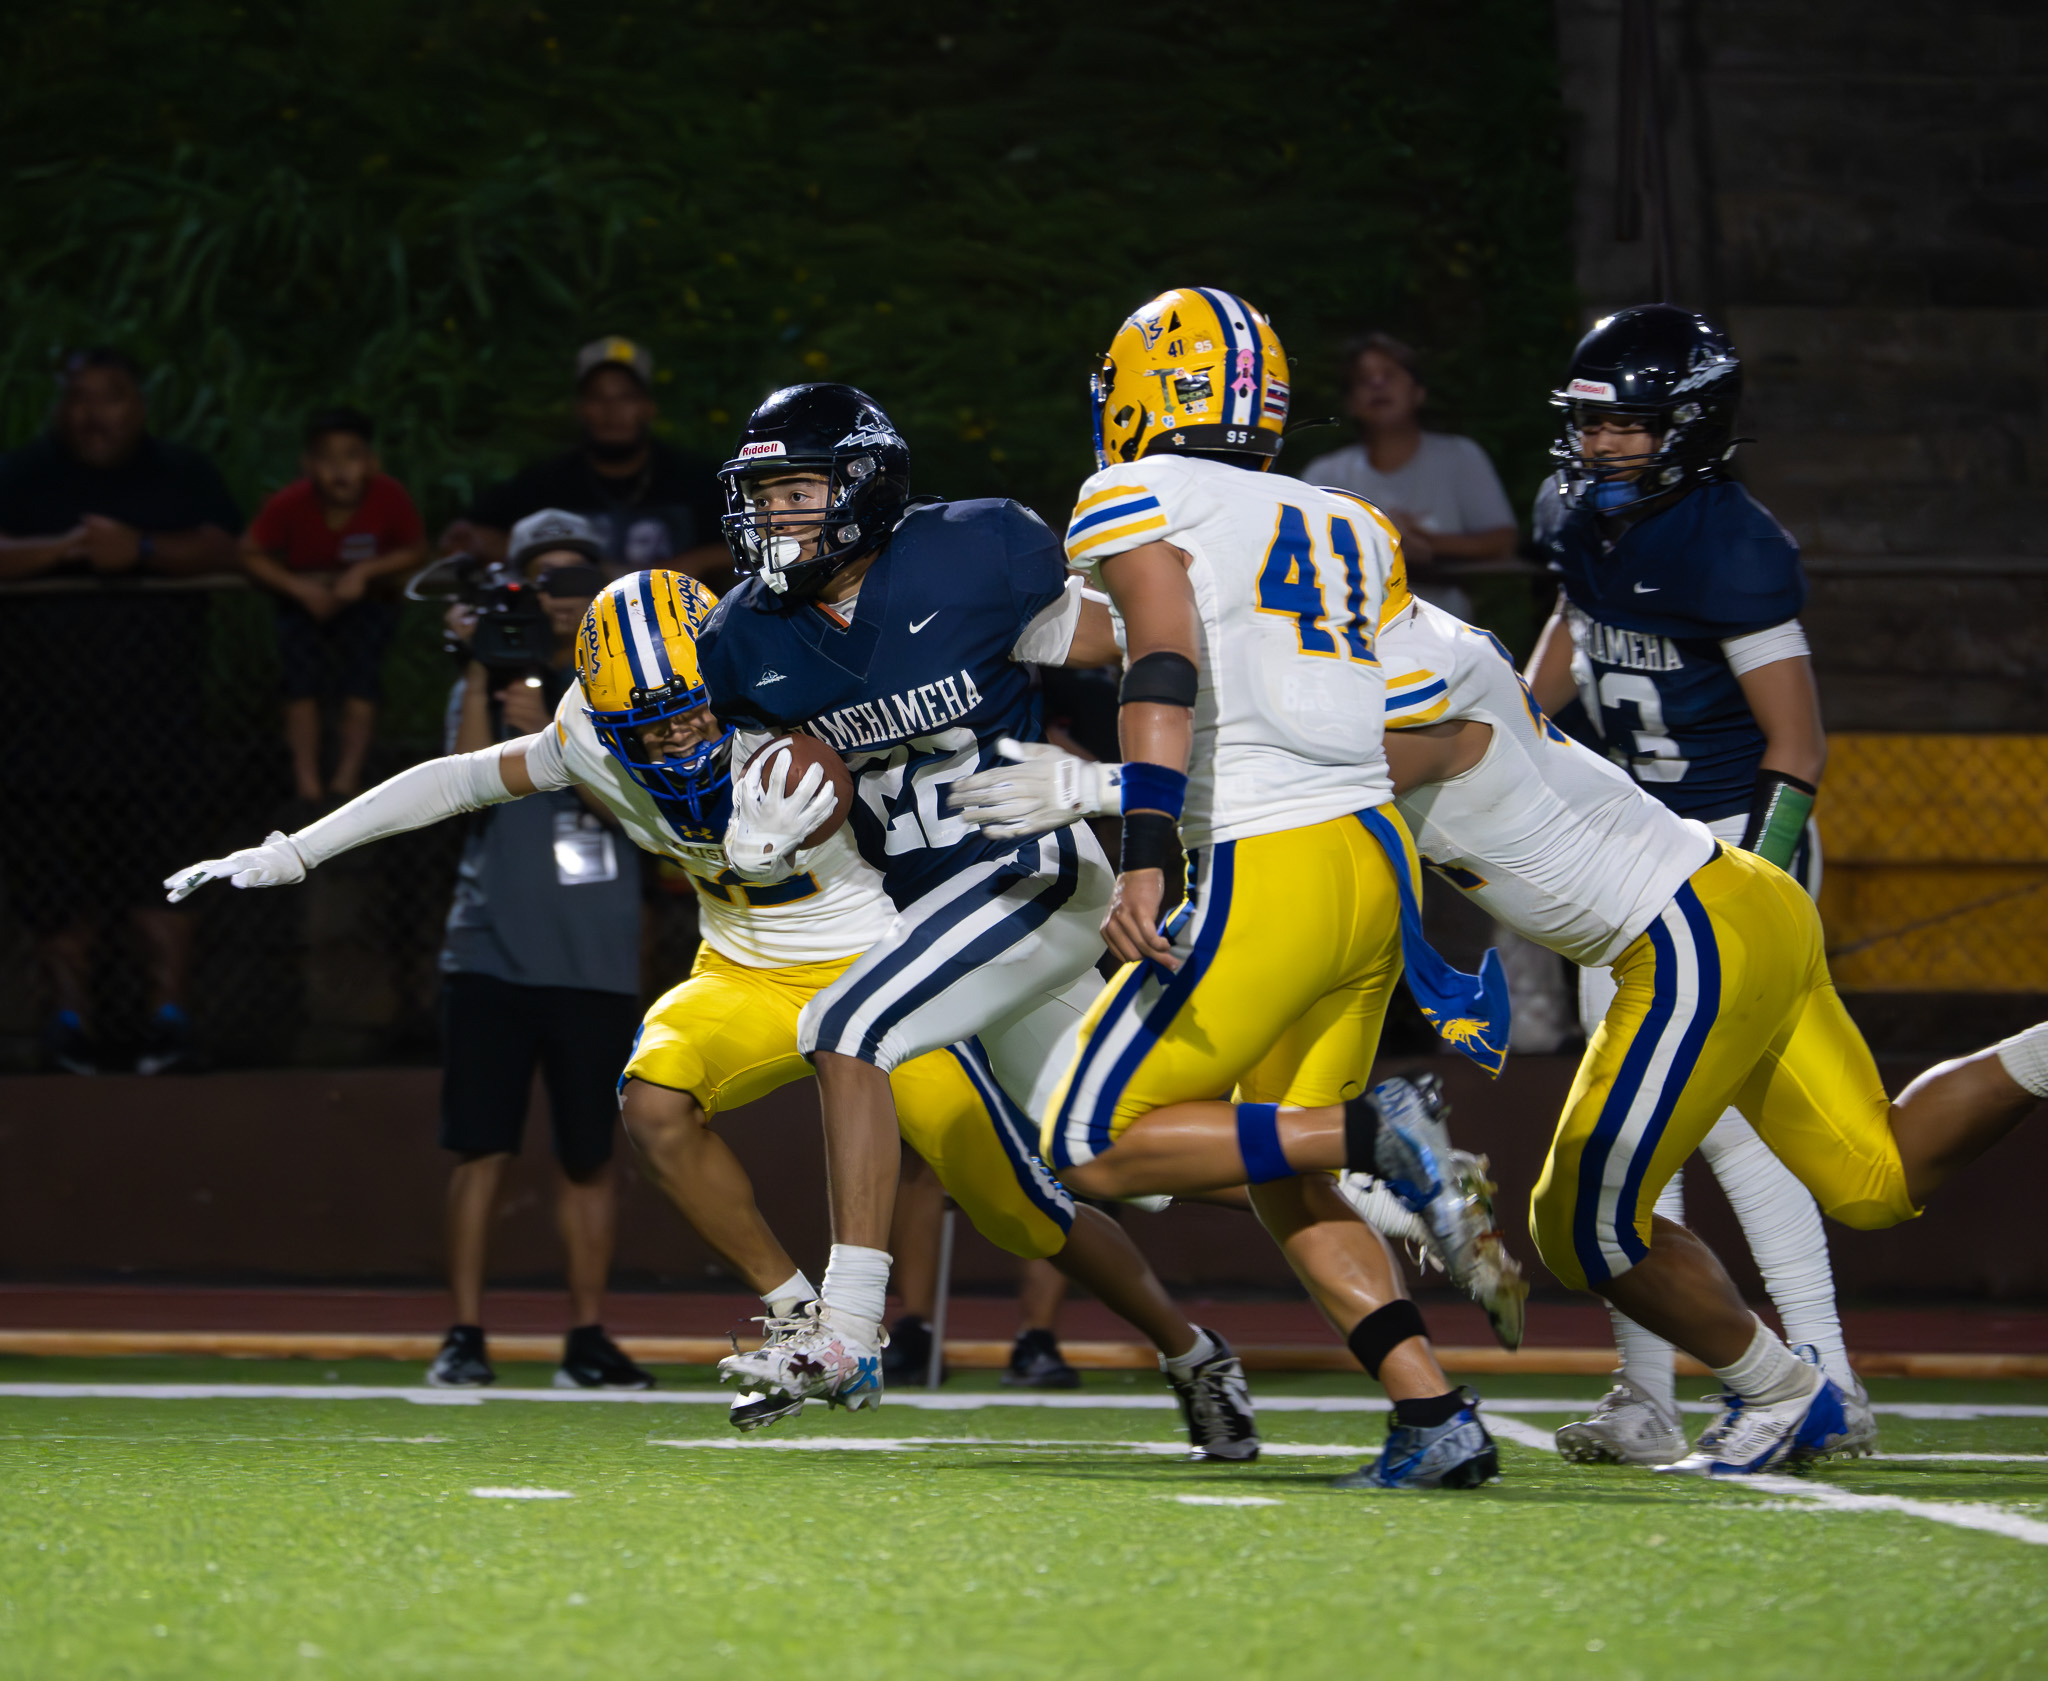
[1818,734,2048,993]
[0,576,699,1072]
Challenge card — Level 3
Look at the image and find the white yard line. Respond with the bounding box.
[649,1436,1366,1457]
[3,1383,2043,1420]
[1484,1408,2048,1548]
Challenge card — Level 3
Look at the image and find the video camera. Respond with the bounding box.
[406,551,601,680]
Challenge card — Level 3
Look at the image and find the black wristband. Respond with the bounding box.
[1119,810,1179,875]
[136,531,157,568]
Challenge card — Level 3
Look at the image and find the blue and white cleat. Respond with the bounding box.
[1655,1373,1853,1476]
[1333,1390,1501,1490]
[1360,1076,1529,1350]
[718,1302,885,1417]
[1789,1344,1878,1463]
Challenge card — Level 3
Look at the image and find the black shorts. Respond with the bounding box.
[275,598,399,701]
[439,972,640,1176]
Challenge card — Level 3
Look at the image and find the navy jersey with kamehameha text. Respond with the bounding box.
[1535,475,1805,822]
[697,498,1068,903]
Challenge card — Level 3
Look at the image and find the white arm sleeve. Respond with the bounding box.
[1011,574,1086,664]
[290,742,523,868]
[520,718,578,792]
[1721,619,1811,677]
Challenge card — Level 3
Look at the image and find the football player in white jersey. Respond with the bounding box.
[166,559,1260,1457]
[1370,590,2044,1472]
[971,561,2047,1476]
[961,288,1524,1492]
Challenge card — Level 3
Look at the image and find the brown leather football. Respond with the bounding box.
[742,733,854,849]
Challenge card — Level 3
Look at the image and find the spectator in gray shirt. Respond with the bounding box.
[427,511,652,1392]
[1302,332,1518,615]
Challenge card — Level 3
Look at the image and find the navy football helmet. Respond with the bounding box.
[719,383,912,603]
[1551,305,1742,514]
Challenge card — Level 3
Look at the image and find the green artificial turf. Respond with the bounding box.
[1,1359,2043,1680]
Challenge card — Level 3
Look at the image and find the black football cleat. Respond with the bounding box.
[426,1324,495,1388]
[556,1324,654,1390]
[1003,1327,1081,1390]
[880,1314,937,1382]
[1163,1329,1259,1461]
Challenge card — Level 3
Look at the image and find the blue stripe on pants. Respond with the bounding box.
[945,1040,1075,1232]
[1049,842,1238,1168]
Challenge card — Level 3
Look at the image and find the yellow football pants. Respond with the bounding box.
[1531,844,1917,1291]
[625,945,1072,1259]
[1042,810,1408,1170]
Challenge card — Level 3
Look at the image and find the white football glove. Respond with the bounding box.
[947,739,1120,839]
[725,742,839,882]
[164,831,309,903]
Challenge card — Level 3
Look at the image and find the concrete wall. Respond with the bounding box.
[4,1060,2043,1300]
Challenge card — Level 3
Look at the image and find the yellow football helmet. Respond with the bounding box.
[576,569,730,814]
[1092,287,1290,471]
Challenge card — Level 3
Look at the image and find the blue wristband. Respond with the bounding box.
[1120,761,1188,818]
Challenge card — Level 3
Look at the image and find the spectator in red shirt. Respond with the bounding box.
[242,409,425,806]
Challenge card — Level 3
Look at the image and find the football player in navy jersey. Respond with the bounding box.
[696,384,1255,1435]
[1524,305,1868,1463]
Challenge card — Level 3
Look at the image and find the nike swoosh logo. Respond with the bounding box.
[1632,583,1659,594]
[908,612,940,633]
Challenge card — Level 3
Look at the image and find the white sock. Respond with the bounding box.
[820,1245,891,1338]
[1160,1327,1217,1379]
[1607,1172,1687,1412]
[761,1271,817,1318]
[1995,1022,2048,1098]
[1712,1315,1816,1407]
[1701,1110,1855,1390]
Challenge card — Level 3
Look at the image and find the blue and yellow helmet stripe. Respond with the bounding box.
[575,570,730,823]
[1091,287,1290,471]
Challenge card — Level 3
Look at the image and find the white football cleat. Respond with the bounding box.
[1656,1371,1854,1477]
[718,1302,885,1415]
[726,1307,818,1432]
[1554,1376,1687,1465]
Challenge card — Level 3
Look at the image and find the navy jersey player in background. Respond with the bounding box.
[698,384,1256,1437]
[1523,305,1871,1466]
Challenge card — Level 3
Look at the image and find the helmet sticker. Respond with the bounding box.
[1669,348,1738,395]
[738,440,788,459]
[834,420,904,451]
[1567,377,1617,401]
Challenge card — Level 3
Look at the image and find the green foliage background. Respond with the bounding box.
[0,0,1575,534]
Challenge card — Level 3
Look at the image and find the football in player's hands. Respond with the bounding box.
[741,734,853,850]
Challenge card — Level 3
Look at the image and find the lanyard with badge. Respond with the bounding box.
[552,803,619,885]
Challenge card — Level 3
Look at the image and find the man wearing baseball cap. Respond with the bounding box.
[441,337,728,584]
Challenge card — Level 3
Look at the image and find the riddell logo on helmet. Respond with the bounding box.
[1568,378,1617,401]
[739,440,787,459]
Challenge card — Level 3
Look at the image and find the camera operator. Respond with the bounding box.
[426,509,651,1390]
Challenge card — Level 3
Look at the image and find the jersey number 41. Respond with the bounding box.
[1255,505,1378,664]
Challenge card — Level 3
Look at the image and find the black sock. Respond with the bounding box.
[1343,1094,1382,1172]
[1393,1389,1467,1430]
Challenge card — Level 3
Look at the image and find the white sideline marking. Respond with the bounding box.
[1870,1453,2048,1464]
[650,1436,1366,1458]
[1483,1412,2048,1547]
[470,1487,572,1500]
[0,1384,2043,1423]
[1173,1495,1282,1507]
